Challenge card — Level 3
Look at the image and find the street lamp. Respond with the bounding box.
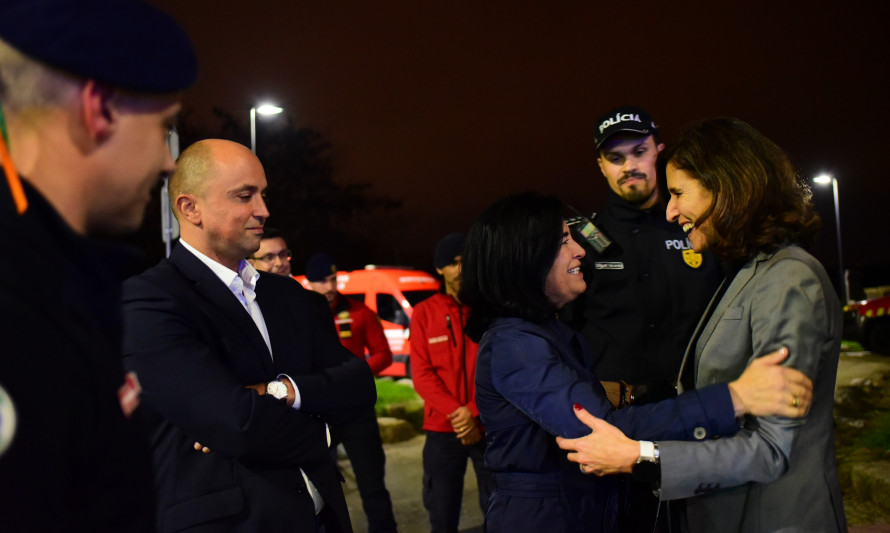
[249,103,284,154]
[814,173,847,303]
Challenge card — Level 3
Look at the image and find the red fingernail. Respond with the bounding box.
[573,403,582,411]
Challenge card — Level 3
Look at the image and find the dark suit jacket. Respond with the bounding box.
[122,244,376,532]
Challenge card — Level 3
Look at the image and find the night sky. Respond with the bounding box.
[149,0,890,284]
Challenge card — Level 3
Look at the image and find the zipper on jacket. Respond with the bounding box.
[445,314,457,347]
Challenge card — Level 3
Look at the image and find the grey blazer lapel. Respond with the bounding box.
[688,251,773,385]
[676,276,727,393]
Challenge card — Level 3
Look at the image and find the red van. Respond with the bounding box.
[295,266,440,377]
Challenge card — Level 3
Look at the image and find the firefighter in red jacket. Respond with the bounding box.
[305,253,394,374]
[304,253,397,533]
[409,233,492,533]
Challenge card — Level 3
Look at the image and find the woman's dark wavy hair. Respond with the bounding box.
[658,117,820,264]
[460,192,564,342]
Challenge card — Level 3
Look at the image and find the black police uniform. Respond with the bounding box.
[566,191,721,395]
[0,180,156,531]
[562,190,722,533]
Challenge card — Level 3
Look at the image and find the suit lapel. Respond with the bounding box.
[676,275,727,393]
[170,245,274,373]
[254,273,295,364]
[689,252,771,383]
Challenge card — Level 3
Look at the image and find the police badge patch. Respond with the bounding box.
[683,249,703,268]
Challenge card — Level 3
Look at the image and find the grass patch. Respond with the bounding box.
[842,339,865,352]
[857,411,890,450]
[375,378,420,409]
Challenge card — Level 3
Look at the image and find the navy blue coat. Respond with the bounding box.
[475,317,739,533]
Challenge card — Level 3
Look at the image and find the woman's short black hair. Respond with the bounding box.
[460,192,564,341]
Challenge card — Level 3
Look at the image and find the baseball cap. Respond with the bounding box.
[305,253,337,282]
[0,0,198,94]
[594,106,658,150]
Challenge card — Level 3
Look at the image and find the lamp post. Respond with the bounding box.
[249,103,284,154]
[814,174,847,303]
[161,128,181,257]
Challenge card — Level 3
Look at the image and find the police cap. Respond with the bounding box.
[594,105,658,150]
[0,0,197,93]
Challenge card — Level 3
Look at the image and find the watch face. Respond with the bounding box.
[267,380,288,400]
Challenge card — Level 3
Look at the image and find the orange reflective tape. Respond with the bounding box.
[0,133,26,214]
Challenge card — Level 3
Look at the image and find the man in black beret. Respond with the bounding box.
[410,233,492,533]
[0,0,197,530]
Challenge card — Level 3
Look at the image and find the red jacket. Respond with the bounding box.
[409,292,480,433]
[331,293,393,374]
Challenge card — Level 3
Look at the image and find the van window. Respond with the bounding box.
[403,290,436,307]
[343,293,365,304]
[376,294,409,327]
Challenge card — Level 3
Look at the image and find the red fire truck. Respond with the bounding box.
[847,294,890,356]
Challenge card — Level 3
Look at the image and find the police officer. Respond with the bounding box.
[563,106,722,532]
[0,0,196,530]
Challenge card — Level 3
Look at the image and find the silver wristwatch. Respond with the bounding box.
[267,380,288,401]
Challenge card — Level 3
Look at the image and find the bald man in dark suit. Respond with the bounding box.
[123,139,375,532]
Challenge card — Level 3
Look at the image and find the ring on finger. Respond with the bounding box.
[791,395,800,408]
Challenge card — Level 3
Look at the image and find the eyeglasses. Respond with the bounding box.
[250,250,291,263]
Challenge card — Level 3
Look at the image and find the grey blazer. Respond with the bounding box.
[660,245,847,532]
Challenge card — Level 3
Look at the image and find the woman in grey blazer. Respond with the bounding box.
[558,117,847,532]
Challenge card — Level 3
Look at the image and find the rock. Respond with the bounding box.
[379,401,425,432]
[836,385,877,417]
[852,462,890,510]
[837,417,868,429]
[377,416,416,444]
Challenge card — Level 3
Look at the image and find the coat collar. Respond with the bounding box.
[169,243,275,373]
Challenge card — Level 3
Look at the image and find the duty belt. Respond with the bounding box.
[600,381,635,409]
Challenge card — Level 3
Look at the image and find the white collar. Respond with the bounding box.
[179,239,258,291]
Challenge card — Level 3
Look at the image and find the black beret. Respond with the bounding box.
[434,232,465,269]
[0,0,197,93]
[305,253,337,282]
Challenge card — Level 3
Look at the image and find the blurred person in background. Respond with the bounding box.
[305,252,398,533]
[248,227,292,276]
[410,232,492,533]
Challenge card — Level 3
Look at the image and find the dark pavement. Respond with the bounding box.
[340,434,484,533]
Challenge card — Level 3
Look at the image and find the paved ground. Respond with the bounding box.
[337,350,890,533]
[339,434,484,533]
[836,350,890,391]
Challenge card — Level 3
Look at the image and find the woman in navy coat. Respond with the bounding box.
[460,192,814,533]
